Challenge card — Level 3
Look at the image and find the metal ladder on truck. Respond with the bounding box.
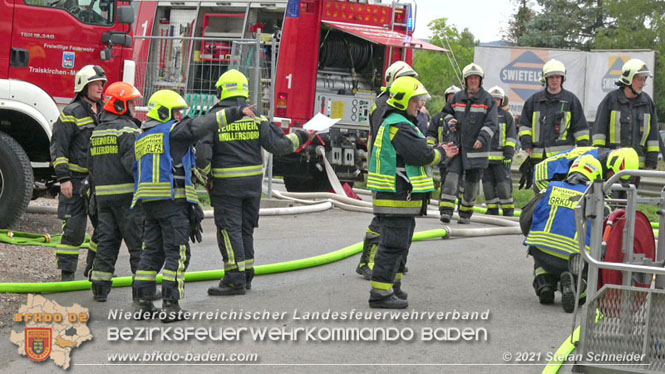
[571,170,665,373]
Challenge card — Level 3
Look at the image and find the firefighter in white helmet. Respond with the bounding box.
[355,61,420,280]
[438,63,498,224]
[518,59,589,165]
[427,85,461,220]
[49,65,106,281]
[592,58,659,170]
[482,86,516,216]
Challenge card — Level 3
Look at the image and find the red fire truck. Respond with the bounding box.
[132,0,444,191]
[0,0,135,227]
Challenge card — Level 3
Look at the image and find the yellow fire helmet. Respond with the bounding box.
[216,69,249,100]
[146,90,189,123]
[568,154,602,184]
[386,76,430,111]
[607,148,639,180]
[540,59,566,85]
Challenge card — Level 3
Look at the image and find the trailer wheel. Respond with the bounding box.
[0,131,34,228]
[283,175,330,192]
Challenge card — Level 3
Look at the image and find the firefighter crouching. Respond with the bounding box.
[131,89,256,322]
[49,65,106,281]
[439,63,498,224]
[356,61,419,280]
[87,82,147,302]
[524,155,602,313]
[482,86,516,216]
[366,76,457,309]
[196,69,313,296]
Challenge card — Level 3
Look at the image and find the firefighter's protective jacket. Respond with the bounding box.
[488,107,517,163]
[88,111,141,207]
[532,147,612,193]
[50,98,103,182]
[196,97,309,197]
[367,111,443,216]
[524,181,591,260]
[132,105,246,207]
[592,88,659,168]
[440,88,498,170]
[519,89,589,160]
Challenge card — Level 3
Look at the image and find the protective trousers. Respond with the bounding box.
[359,216,381,271]
[440,159,482,219]
[212,194,260,288]
[370,216,414,297]
[56,177,98,273]
[481,164,514,215]
[90,201,144,297]
[133,199,188,302]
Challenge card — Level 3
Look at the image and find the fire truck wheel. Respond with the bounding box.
[0,131,33,228]
[283,175,330,192]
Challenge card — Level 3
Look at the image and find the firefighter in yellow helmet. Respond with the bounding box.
[366,76,457,308]
[482,86,516,216]
[592,58,659,170]
[131,89,256,322]
[438,63,498,224]
[197,69,313,295]
[50,65,107,281]
[524,154,602,312]
[355,61,420,280]
[518,59,589,165]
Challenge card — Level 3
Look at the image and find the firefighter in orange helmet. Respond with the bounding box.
[87,82,148,302]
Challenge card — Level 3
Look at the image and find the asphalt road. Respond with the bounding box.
[1,205,578,374]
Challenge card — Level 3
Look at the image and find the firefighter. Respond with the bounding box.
[87,82,146,302]
[439,63,498,224]
[592,58,659,170]
[49,65,106,281]
[131,89,255,322]
[524,154,602,312]
[519,59,589,165]
[197,70,312,296]
[355,61,419,280]
[366,76,457,309]
[532,147,639,193]
[427,85,461,222]
[482,86,516,216]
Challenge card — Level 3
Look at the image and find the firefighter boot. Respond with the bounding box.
[91,282,110,302]
[393,282,408,300]
[208,271,246,296]
[355,240,374,280]
[440,212,451,224]
[61,271,75,282]
[132,287,162,302]
[369,289,408,309]
[457,216,471,224]
[161,300,189,323]
[486,208,500,216]
[245,268,255,290]
[133,287,159,320]
[502,208,515,217]
[533,274,555,304]
[560,272,576,313]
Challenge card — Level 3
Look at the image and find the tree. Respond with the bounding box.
[504,0,535,44]
[517,0,606,50]
[413,18,477,113]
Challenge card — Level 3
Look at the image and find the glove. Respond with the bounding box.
[518,156,534,190]
[192,167,208,186]
[188,204,204,243]
[79,177,97,215]
[502,158,512,168]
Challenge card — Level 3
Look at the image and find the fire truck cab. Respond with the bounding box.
[0,0,135,227]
